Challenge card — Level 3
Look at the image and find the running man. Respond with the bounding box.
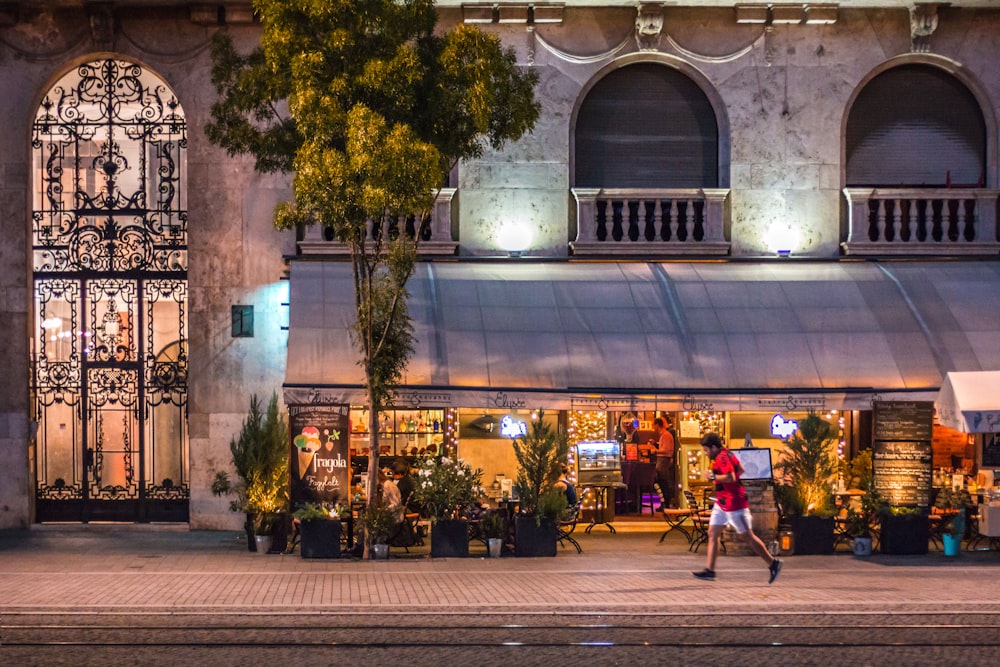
[692,432,782,584]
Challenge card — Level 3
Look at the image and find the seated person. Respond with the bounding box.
[379,468,404,524]
[553,464,579,508]
[393,459,418,513]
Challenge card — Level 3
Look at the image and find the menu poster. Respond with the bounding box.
[873,440,933,508]
[289,404,350,506]
[873,401,934,442]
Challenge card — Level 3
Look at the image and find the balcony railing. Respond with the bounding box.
[570,188,730,256]
[842,188,1000,256]
[297,188,458,256]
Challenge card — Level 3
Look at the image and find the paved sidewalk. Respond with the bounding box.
[2,523,999,616]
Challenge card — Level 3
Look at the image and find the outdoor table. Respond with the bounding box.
[582,483,627,534]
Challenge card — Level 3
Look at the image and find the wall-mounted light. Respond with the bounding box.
[496,222,534,257]
[764,225,799,257]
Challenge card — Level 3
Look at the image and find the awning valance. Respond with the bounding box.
[935,371,1000,433]
[285,259,1000,411]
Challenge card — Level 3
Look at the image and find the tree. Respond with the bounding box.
[206,0,539,557]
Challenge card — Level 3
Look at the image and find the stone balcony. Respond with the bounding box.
[842,188,1000,256]
[570,188,730,256]
[297,188,458,256]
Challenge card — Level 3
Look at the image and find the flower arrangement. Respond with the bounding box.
[293,502,350,521]
[413,455,484,521]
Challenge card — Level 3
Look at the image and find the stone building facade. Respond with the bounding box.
[1,1,998,529]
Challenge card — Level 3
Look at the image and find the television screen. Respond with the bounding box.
[731,447,773,481]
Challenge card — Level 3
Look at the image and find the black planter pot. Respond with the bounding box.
[431,519,470,558]
[300,519,342,559]
[789,515,835,555]
[245,513,257,552]
[879,512,929,555]
[514,515,557,557]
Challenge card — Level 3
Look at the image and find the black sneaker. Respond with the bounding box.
[692,568,715,580]
[768,559,782,584]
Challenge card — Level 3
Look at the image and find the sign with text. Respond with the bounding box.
[289,404,350,506]
[873,440,933,508]
[873,401,934,442]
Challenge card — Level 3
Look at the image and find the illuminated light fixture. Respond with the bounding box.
[764,225,799,257]
[805,4,838,24]
[496,221,534,257]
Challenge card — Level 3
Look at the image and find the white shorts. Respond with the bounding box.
[708,506,753,533]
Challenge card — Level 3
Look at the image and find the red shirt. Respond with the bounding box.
[712,448,748,511]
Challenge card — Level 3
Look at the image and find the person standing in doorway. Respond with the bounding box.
[651,417,677,509]
[693,432,782,584]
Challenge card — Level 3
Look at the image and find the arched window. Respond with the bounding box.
[846,64,986,187]
[31,59,189,522]
[575,63,719,188]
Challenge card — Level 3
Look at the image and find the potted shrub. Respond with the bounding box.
[293,503,343,559]
[512,411,568,557]
[414,455,483,558]
[774,413,837,555]
[843,479,885,557]
[479,510,507,558]
[360,500,396,559]
[935,486,972,557]
[211,393,289,553]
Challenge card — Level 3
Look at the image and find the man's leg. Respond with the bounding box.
[738,528,775,566]
[705,524,724,571]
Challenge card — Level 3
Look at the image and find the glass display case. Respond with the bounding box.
[576,441,623,485]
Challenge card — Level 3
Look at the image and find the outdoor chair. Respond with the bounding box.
[654,483,692,544]
[557,503,583,554]
[683,488,723,553]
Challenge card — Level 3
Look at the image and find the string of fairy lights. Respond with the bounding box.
[568,410,606,512]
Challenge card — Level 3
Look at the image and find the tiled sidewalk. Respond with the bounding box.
[2,524,999,615]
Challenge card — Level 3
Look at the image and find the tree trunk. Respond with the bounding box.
[364,393,380,559]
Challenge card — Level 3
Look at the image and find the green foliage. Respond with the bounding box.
[839,449,874,491]
[360,500,398,544]
[413,455,484,520]
[293,502,347,521]
[844,478,887,538]
[212,393,289,534]
[207,3,539,523]
[774,413,837,517]
[512,411,569,517]
[478,510,507,540]
[935,486,972,536]
[536,486,569,524]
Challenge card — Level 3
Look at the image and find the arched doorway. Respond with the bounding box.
[31,59,189,522]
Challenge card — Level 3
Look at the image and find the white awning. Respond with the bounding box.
[285,259,1000,411]
[935,371,1000,433]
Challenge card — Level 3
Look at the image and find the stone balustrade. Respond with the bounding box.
[570,188,730,256]
[842,188,1000,256]
[297,188,458,256]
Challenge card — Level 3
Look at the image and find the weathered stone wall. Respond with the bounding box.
[1,2,998,528]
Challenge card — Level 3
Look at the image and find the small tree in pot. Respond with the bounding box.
[212,393,289,552]
[774,413,837,555]
[512,411,568,557]
[414,455,483,558]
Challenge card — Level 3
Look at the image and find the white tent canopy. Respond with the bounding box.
[935,371,1000,433]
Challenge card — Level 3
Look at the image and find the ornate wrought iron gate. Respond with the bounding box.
[31,59,189,522]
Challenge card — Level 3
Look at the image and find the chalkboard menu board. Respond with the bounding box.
[872,401,934,508]
[873,440,933,507]
[873,401,934,441]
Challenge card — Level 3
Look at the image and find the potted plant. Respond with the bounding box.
[773,413,837,555]
[211,393,289,553]
[414,455,483,558]
[935,486,972,556]
[478,510,507,558]
[360,500,396,559]
[293,502,343,559]
[843,479,886,557]
[879,505,929,555]
[512,411,569,557]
